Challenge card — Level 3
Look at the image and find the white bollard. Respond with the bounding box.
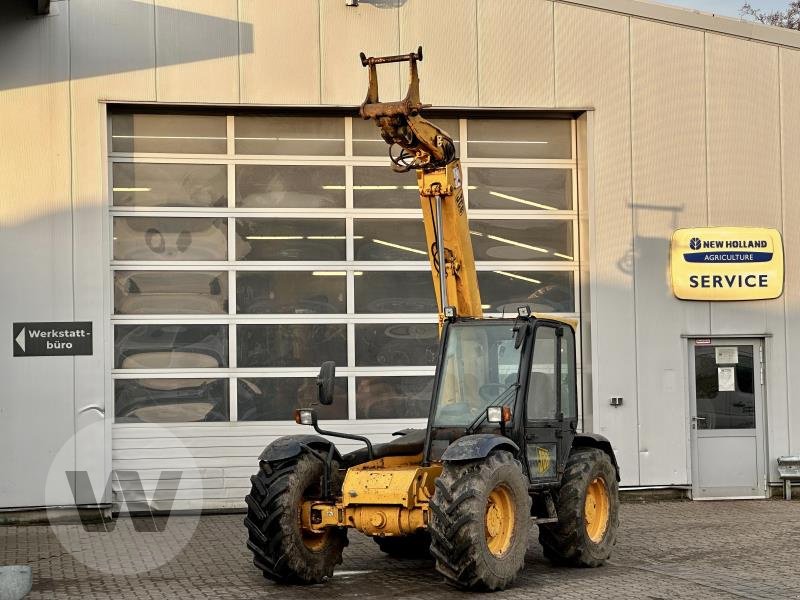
[0,566,32,600]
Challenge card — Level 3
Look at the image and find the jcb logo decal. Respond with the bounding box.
[536,447,552,475]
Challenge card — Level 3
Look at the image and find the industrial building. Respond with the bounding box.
[2,0,799,512]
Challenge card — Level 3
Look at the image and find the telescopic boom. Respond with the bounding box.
[359,47,483,324]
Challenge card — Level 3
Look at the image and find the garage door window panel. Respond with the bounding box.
[236,165,345,209]
[467,168,572,211]
[353,219,428,261]
[112,163,227,208]
[113,217,228,261]
[236,218,346,261]
[236,323,347,368]
[478,271,575,314]
[235,116,344,155]
[114,270,228,315]
[352,167,419,209]
[355,323,439,367]
[114,324,228,369]
[354,271,437,313]
[467,119,572,160]
[237,271,346,314]
[353,117,459,157]
[238,377,348,421]
[469,219,574,262]
[115,378,229,423]
[356,376,433,419]
[111,114,227,154]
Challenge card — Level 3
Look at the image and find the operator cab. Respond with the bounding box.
[424,309,579,486]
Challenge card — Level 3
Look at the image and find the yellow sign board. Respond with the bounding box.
[670,227,784,301]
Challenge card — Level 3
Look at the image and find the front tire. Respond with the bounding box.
[244,453,347,584]
[538,447,619,567]
[429,450,531,591]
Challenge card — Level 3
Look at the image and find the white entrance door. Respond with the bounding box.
[689,339,767,499]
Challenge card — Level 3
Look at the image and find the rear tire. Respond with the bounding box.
[429,450,531,591]
[538,447,619,567]
[244,453,347,584]
[374,531,432,559]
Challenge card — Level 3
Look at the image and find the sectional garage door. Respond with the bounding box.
[108,110,580,510]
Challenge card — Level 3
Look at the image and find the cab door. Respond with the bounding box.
[524,323,577,484]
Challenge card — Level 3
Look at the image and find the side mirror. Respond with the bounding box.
[317,361,336,405]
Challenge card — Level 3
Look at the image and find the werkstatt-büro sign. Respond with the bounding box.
[670,227,784,301]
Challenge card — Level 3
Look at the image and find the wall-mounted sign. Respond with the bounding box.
[13,322,93,357]
[670,227,784,301]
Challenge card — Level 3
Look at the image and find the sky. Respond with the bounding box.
[650,0,790,18]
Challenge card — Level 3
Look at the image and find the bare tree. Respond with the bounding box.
[740,2,800,29]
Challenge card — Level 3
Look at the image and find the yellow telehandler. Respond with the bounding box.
[244,47,619,591]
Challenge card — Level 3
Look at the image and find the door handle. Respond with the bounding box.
[691,416,706,429]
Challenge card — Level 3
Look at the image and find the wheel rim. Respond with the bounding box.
[485,484,515,557]
[584,476,610,543]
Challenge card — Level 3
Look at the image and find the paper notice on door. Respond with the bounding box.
[715,346,738,364]
[718,366,735,392]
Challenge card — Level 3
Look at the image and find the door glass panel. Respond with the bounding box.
[238,377,348,421]
[527,443,557,478]
[694,345,755,429]
[468,168,572,211]
[560,327,576,419]
[236,165,345,208]
[528,326,557,420]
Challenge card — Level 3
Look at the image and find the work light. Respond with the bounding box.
[294,409,316,425]
[487,406,512,424]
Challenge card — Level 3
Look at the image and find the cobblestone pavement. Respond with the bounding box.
[2,500,800,599]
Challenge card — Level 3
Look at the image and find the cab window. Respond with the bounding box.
[528,326,558,420]
[560,326,577,420]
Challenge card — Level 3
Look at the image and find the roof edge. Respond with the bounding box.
[558,0,800,50]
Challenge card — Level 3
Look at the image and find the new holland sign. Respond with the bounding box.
[670,227,784,301]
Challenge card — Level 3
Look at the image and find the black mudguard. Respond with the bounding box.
[573,433,620,481]
[258,435,342,464]
[440,434,519,462]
